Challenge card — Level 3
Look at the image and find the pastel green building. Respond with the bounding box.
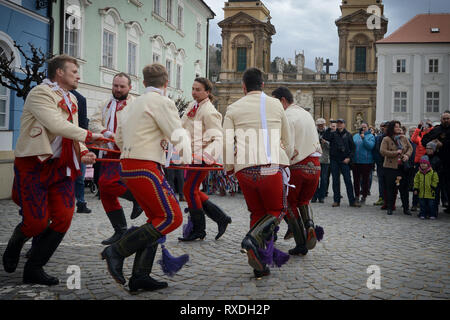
[51,0,215,113]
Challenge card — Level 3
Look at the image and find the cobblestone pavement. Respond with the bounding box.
[0,180,449,300]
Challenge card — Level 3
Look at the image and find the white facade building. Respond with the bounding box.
[375,14,450,127]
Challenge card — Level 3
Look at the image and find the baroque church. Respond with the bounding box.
[215,0,388,132]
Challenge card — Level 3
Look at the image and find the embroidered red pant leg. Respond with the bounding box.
[183,169,209,210]
[120,159,182,235]
[288,157,321,218]
[235,166,285,228]
[98,161,127,213]
[12,156,75,237]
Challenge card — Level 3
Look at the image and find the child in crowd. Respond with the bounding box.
[414,155,439,220]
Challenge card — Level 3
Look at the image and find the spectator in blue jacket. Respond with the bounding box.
[352,122,375,205]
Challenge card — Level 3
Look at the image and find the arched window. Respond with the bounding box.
[151,35,165,64]
[231,34,252,72]
[99,8,123,69]
[0,35,18,131]
[126,22,143,77]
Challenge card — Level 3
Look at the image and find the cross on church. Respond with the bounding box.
[324,58,333,74]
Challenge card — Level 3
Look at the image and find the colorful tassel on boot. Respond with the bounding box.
[182,208,193,238]
[272,247,290,267]
[315,225,324,242]
[157,236,189,277]
[257,237,274,266]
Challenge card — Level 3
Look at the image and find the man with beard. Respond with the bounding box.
[2,54,102,285]
[90,73,143,245]
[422,111,450,213]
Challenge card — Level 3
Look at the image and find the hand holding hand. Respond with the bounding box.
[81,152,97,164]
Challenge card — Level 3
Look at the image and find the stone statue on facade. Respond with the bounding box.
[274,57,285,74]
[354,112,364,130]
[315,57,324,74]
[295,50,305,74]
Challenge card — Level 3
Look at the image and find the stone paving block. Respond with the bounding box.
[1,186,449,300]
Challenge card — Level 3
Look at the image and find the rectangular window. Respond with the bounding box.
[128,42,137,76]
[394,91,407,113]
[196,22,201,45]
[237,47,247,72]
[64,12,80,58]
[153,0,161,15]
[102,30,115,69]
[176,64,182,90]
[167,0,173,23]
[153,53,160,63]
[166,60,172,85]
[429,59,438,73]
[355,47,366,72]
[396,59,406,73]
[177,5,183,30]
[0,83,8,129]
[426,91,439,113]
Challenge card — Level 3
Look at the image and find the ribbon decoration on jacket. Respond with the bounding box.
[260,92,272,164]
[42,79,80,178]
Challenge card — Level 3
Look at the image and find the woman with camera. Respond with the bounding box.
[380,121,413,216]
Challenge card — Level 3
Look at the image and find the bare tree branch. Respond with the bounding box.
[0,41,52,100]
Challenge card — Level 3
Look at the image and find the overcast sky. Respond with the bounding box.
[206,0,450,73]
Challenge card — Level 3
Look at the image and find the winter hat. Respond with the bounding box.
[419,155,431,174]
[420,155,430,165]
[426,141,437,152]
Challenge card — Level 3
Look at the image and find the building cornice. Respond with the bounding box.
[0,0,50,24]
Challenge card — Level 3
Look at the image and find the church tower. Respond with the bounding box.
[218,0,275,81]
[336,0,388,74]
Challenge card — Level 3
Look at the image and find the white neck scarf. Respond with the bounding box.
[43,79,79,176]
[145,86,166,96]
[43,79,73,112]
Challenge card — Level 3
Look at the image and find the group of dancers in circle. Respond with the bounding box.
[3,54,323,294]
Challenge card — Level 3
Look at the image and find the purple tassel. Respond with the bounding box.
[315,225,324,242]
[272,247,290,267]
[182,216,193,238]
[158,245,189,277]
[257,237,274,266]
[157,235,166,245]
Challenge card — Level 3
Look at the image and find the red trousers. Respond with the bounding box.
[183,169,209,210]
[98,161,127,213]
[120,159,182,235]
[12,156,75,237]
[235,165,286,228]
[287,157,320,218]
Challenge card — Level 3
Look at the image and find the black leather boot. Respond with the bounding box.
[299,205,317,250]
[202,200,232,240]
[3,224,30,273]
[23,228,65,286]
[128,243,168,293]
[283,215,293,240]
[120,190,143,220]
[102,209,127,245]
[76,202,92,214]
[241,215,278,272]
[253,266,271,279]
[286,207,308,255]
[178,209,206,241]
[101,223,162,285]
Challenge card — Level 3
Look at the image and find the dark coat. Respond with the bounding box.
[322,128,355,162]
[70,90,89,130]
